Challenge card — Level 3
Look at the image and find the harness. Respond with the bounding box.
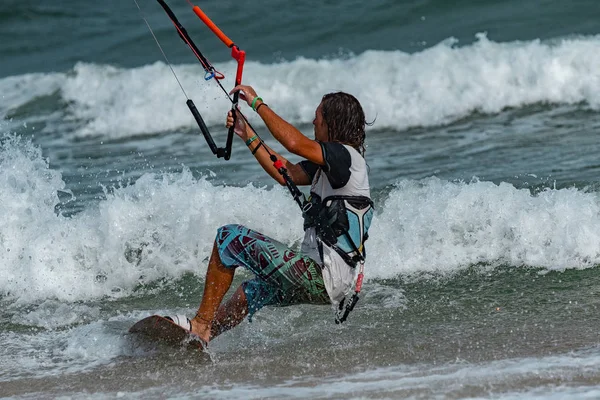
[303,194,374,267]
[301,169,374,324]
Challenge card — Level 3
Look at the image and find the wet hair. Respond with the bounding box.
[320,92,372,155]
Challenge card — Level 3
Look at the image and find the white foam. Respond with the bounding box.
[2,34,600,138]
[11,301,101,330]
[3,137,600,304]
[0,134,303,304]
[369,177,600,278]
[0,72,63,118]
[0,317,133,382]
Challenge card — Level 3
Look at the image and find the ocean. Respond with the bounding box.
[2,0,600,398]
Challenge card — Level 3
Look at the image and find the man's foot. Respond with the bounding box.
[190,316,212,343]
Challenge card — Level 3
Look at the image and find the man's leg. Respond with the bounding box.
[210,285,249,340]
[189,224,328,343]
[190,242,235,343]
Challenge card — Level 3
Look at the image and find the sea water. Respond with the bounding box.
[2,0,600,398]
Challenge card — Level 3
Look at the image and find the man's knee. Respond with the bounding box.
[216,224,245,238]
[215,224,245,244]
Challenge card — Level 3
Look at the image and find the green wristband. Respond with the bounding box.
[245,135,258,146]
[251,96,263,111]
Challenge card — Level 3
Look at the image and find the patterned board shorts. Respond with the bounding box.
[215,224,330,320]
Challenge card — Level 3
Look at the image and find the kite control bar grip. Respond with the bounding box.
[223,92,240,161]
[187,99,230,158]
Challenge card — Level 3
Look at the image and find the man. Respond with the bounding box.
[171,84,373,345]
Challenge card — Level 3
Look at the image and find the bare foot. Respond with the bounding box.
[190,316,211,343]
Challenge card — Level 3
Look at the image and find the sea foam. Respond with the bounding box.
[2,135,600,304]
[1,34,600,139]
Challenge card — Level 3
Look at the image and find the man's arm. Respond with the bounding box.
[229,84,326,167]
[227,84,325,186]
[245,133,313,186]
[255,101,325,166]
[229,111,312,186]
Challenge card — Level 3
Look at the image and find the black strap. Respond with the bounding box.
[322,195,373,208]
[330,230,365,268]
[251,141,264,155]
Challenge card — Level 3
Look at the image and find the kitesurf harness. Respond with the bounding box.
[134,0,369,323]
[302,188,374,324]
[303,193,374,267]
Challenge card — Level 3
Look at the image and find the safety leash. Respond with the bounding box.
[335,261,364,324]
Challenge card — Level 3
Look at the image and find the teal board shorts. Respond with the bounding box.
[215,224,330,320]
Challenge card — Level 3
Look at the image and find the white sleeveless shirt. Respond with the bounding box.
[299,143,371,305]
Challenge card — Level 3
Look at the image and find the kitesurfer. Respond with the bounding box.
[174,85,374,345]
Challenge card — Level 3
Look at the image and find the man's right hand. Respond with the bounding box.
[229,84,260,108]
